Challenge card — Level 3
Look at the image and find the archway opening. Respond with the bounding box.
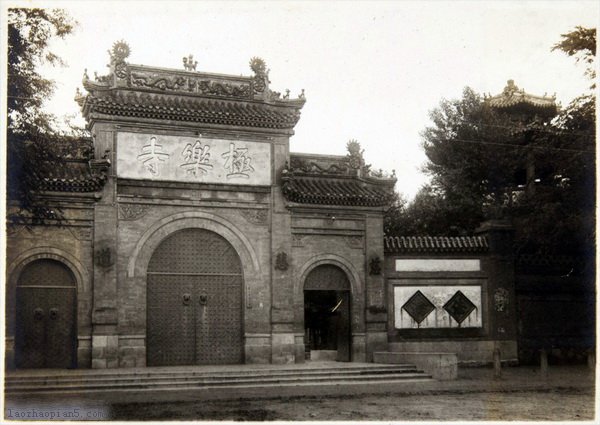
[304,265,351,362]
[146,228,244,366]
[15,259,77,369]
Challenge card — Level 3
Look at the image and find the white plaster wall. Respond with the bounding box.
[395,259,480,272]
[394,285,482,329]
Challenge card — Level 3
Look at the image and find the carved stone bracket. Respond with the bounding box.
[369,256,381,275]
[119,204,150,221]
[494,287,510,312]
[95,247,114,268]
[6,224,26,238]
[292,234,306,247]
[274,252,289,271]
[68,227,93,241]
[345,236,363,249]
[239,209,268,225]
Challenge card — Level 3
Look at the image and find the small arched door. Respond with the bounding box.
[15,259,77,369]
[304,265,351,362]
[146,228,244,366]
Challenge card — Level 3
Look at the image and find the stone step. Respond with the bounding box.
[6,372,431,395]
[374,351,458,380]
[5,364,417,382]
[6,363,414,377]
[6,377,437,400]
[5,363,433,396]
[6,366,420,386]
[6,371,432,393]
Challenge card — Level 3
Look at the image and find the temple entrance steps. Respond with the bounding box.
[374,352,459,380]
[5,361,433,398]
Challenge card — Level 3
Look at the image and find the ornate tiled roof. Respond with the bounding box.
[485,80,558,117]
[76,41,305,130]
[30,138,109,194]
[384,236,489,253]
[37,160,108,193]
[282,175,394,207]
[282,148,396,207]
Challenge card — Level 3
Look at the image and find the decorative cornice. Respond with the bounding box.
[288,152,396,181]
[239,208,268,225]
[346,236,363,249]
[80,90,303,130]
[77,42,306,130]
[68,226,93,241]
[292,234,306,247]
[119,203,150,221]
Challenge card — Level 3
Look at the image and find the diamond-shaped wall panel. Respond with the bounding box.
[443,290,476,324]
[402,290,435,324]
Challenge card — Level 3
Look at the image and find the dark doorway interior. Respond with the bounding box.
[304,290,351,361]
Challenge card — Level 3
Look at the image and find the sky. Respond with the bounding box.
[3,0,598,199]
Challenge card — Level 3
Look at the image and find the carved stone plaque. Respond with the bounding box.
[117,132,271,185]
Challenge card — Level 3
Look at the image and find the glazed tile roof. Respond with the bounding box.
[384,236,489,253]
[282,152,396,207]
[77,43,305,130]
[37,160,107,193]
[282,175,394,207]
[79,91,302,129]
[485,80,557,117]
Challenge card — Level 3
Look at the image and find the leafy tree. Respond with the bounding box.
[387,26,595,260]
[552,26,596,85]
[7,8,78,223]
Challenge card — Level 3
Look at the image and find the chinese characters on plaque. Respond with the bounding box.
[136,137,170,176]
[118,132,271,185]
[222,143,254,179]
[180,141,213,177]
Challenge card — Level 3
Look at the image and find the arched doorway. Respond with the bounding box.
[146,228,243,366]
[15,259,77,369]
[304,265,351,362]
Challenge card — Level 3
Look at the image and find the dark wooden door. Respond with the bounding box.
[146,229,243,366]
[15,260,77,369]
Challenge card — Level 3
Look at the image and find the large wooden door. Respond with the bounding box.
[15,260,77,369]
[146,229,243,366]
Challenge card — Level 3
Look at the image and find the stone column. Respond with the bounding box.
[90,125,119,369]
[364,212,388,362]
[475,220,518,362]
[270,139,296,364]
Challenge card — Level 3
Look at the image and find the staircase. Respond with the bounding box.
[5,362,433,400]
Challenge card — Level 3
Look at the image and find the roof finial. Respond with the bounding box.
[110,40,131,62]
[183,54,197,71]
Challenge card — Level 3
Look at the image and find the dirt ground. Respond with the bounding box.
[110,387,595,421]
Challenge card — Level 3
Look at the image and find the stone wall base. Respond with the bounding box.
[271,332,295,364]
[245,334,271,364]
[91,334,119,369]
[388,340,518,365]
[366,330,388,362]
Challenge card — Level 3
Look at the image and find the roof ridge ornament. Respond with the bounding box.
[110,40,131,63]
[250,57,269,95]
[105,40,131,84]
[183,54,198,71]
[503,79,519,97]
